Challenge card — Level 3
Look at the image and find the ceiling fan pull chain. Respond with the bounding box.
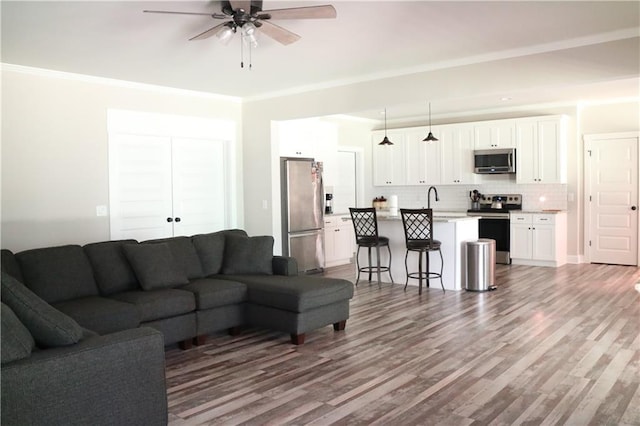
[240,33,244,68]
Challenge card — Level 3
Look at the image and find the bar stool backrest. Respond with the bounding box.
[400,208,435,246]
[349,207,380,245]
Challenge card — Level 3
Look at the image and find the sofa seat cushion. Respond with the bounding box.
[110,289,195,322]
[15,245,100,304]
[52,296,140,335]
[219,275,354,313]
[180,278,247,310]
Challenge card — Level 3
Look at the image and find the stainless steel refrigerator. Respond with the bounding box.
[281,158,325,274]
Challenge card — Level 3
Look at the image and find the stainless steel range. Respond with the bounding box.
[467,194,522,264]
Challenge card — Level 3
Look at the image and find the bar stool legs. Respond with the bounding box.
[355,245,394,286]
[404,249,445,294]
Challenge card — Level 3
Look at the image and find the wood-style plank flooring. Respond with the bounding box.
[166,263,640,425]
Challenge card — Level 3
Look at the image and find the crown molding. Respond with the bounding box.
[1,63,242,103]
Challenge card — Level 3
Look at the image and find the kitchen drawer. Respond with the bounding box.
[510,213,532,224]
[533,214,555,225]
[324,216,339,227]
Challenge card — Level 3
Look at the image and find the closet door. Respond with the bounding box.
[172,138,226,236]
[109,134,174,240]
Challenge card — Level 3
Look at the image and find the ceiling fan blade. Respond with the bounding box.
[258,20,301,45]
[258,5,336,20]
[228,0,252,12]
[189,22,230,41]
[144,10,226,18]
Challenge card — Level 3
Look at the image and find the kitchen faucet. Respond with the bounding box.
[427,186,440,209]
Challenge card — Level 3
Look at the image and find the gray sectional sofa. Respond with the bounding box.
[1,229,354,425]
[1,229,354,346]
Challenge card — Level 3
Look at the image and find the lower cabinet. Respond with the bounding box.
[324,215,355,267]
[510,212,567,267]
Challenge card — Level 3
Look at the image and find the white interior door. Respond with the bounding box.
[333,151,357,213]
[109,134,174,240]
[585,134,639,265]
[172,138,227,236]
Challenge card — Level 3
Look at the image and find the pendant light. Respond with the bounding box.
[379,108,394,145]
[423,102,438,142]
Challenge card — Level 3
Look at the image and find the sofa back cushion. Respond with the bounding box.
[142,236,203,280]
[1,249,23,282]
[15,245,99,304]
[1,272,84,348]
[84,240,140,295]
[122,243,189,290]
[1,301,35,364]
[193,229,247,276]
[222,235,274,275]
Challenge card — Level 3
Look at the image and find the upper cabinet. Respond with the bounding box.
[371,115,567,187]
[276,119,338,185]
[440,124,477,185]
[516,116,567,184]
[372,130,407,186]
[474,120,516,149]
[405,128,441,185]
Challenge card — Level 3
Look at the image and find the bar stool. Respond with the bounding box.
[400,208,444,294]
[349,207,394,286]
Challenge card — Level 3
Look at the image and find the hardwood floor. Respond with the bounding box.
[166,263,640,425]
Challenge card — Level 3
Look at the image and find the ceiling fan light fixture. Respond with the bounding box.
[242,22,258,47]
[378,108,394,145]
[422,102,439,142]
[216,23,235,45]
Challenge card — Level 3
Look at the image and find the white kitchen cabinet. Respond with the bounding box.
[372,130,406,186]
[516,117,566,184]
[474,120,516,149]
[510,212,567,267]
[405,128,441,185]
[440,124,477,185]
[324,215,355,267]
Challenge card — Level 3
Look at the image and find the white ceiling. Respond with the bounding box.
[2,1,639,122]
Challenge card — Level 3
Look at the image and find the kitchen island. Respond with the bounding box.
[358,213,479,291]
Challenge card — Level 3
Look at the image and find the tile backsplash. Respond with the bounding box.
[371,183,568,212]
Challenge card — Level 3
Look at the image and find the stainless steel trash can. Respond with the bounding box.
[466,239,496,291]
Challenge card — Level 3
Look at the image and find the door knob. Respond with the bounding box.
[632,206,637,211]
[166,217,173,222]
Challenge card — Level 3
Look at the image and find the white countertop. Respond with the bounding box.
[378,211,478,223]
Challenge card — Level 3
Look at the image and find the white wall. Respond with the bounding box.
[1,67,243,252]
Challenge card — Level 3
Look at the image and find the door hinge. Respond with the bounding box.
[588,150,592,157]
[589,240,592,246]
[589,195,592,202]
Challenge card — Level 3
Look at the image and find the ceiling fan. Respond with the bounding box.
[144,1,336,46]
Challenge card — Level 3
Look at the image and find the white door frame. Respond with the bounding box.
[583,131,640,265]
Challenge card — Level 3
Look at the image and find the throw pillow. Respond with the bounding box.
[1,302,35,363]
[1,272,83,348]
[123,243,189,290]
[192,229,247,276]
[222,235,274,275]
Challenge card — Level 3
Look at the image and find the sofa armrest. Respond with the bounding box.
[1,327,167,426]
[272,256,298,276]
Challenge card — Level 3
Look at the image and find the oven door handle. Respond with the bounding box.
[476,215,510,219]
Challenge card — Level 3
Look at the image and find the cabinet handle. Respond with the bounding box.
[632,206,637,211]
[175,217,181,223]
[167,217,173,222]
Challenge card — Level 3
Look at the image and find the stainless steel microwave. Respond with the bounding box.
[474,148,516,174]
